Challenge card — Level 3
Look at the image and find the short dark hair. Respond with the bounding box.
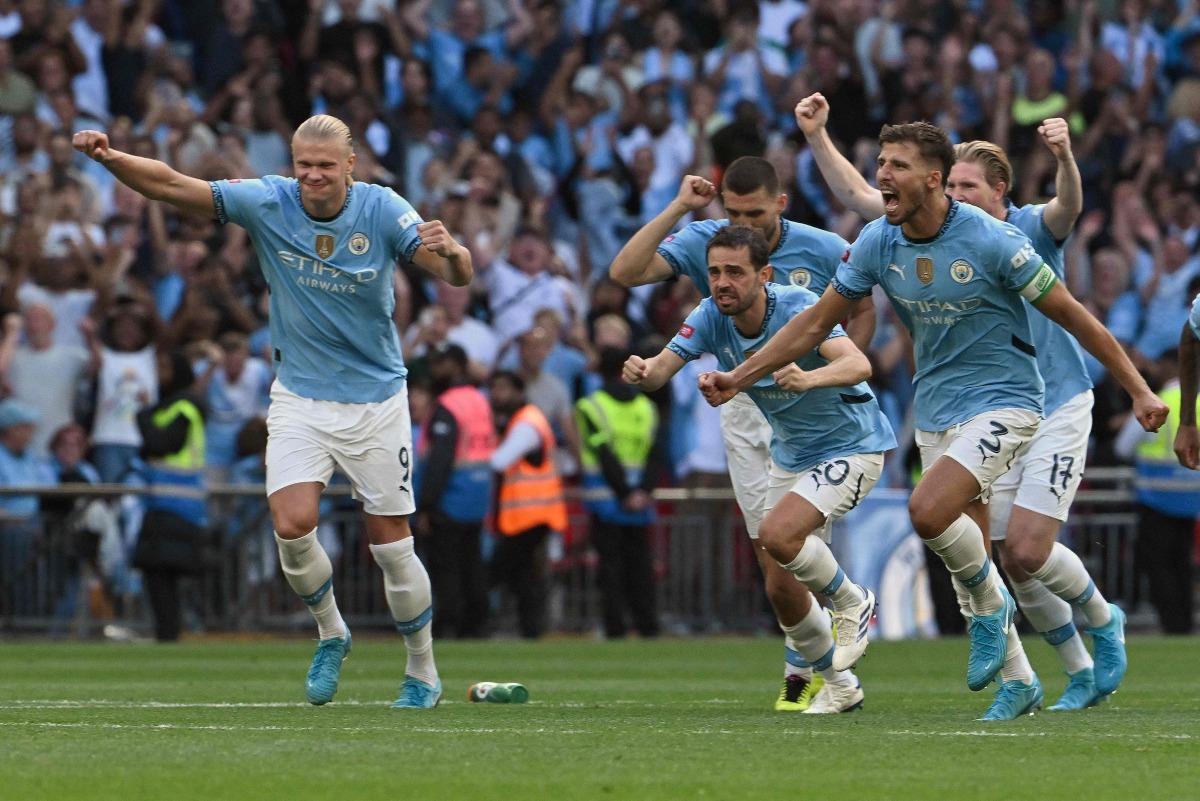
[878,122,955,186]
[721,156,779,197]
[706,225,770,270]
[490,370,526,394]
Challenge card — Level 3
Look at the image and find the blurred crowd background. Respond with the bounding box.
[0,0,1198,634]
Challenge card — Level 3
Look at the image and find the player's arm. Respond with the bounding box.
[1033,282,1167,431]
[700,287,853,405]
[622,349,686,393]
[610,175,716,287]
[410,220,472,286]
[1175,323,1199,469]
[73,130,214,218]
[844,294,876,351]
[772,334,871,393]
[1038,118,1083,240]
[794,94,885,220]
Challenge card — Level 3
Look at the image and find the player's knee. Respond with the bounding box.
[273,508,319,539]
[907,492,945,538]
[757,517,796,562]
[1009,535,1051,575]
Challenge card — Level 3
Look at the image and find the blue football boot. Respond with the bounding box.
[1087,604,1127,696]
[978,675,1043,721]
[392,676,443,709]
[306,629,351,705]
[966,587,1015,691]
[1047,667,1102,711]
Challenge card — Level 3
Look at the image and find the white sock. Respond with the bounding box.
[999,620,1035,684]
[369,538,438,685]
[276,529,346,640]
[1012,578,1093,674]
[783,635,813,679]
[781,537,863,610]
[1030,543,1111,628]
[951,575,972,621]
[924,516,1004,615]
[780,602,839,678]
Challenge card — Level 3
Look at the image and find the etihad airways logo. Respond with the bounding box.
[277,250,379,295]
[892,295,982,326]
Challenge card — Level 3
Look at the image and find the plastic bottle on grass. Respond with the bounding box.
[468,682,529,703]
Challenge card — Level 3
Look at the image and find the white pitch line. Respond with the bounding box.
[886,729,1195,741]
[0,721,589,735]
[0,698,743,710]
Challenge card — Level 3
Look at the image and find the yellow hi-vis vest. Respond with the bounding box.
[1135,382,1200,518]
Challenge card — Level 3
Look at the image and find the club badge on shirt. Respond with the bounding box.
[316,235,335,259]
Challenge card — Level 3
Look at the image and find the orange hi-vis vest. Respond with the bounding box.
[432,385,497,522]
[496,404,568,536]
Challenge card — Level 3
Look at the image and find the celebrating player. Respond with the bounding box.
[699,121,1167,720]
[74,115,473,709]
[624,225,895,712]
[610,156,875,711]
[796,93,1129,710]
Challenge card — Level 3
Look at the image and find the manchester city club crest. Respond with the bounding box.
[315,234,335,259]
[788,268,811,288]
[349,232,370,255]
[916,256,934,284]
[950,259,974,284]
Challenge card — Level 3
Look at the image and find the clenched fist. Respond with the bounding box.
[73,130,112,163]
[623,354,649,385]
[417,220,461,258]
[672,175,717,213]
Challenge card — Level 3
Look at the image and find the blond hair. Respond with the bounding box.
[293,115,355,186]
[953,140,1013,193]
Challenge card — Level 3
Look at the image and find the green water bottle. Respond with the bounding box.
[467,682,529,703]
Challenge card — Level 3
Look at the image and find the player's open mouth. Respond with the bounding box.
[881,189,899,214]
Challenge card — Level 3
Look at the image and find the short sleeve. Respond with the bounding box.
[380,187,424,262]
[994,222,1053,302]
[1189,294,1200,341]
[832,226,880,300]
[209,178,274,227]
[665,302,712,362]
[656,221,717,285]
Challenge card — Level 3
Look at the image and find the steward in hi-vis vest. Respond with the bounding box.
[488,371,567,638]
[416,344,497,638]
[133,351,208,643]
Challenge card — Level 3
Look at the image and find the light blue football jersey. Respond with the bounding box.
[210,176,423,403]
[657,218,849,297]
[1190,293,1200,340]
[1006,202,1092,415]
[666,283,896,472]
[833,201,1054,431]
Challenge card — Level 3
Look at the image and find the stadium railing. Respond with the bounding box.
[0,467,1165,636]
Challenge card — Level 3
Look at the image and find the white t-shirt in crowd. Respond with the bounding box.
[17,283,96,350]
[8,344,90,456]
[92,346,157,447]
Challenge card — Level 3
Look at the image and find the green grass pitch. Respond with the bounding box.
[0,636,1196,800]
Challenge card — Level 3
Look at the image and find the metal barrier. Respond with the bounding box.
[0,468,1164,636]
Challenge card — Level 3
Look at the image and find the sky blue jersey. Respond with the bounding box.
[1190,293,1200,340]
[210,176,423,403]
[666,284,896,472]
[832,201,1055,431]
[657,218,850,297]
[1006,202,1092,415]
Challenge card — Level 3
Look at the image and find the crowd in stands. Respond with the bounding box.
[0,0,1199,631]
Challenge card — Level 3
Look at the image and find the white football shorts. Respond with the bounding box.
[989,390,1093,536]
[720,393,773,539]
[265,379,415,516]
[915,407,1041,503]
[764,452,885,542]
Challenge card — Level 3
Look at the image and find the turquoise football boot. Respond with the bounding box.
[305,629,351,705]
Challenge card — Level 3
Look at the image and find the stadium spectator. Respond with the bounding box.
[0,304,98,456]
[488,369,566,639]
[196,331,271,477]
[132,349,207,642]
[576,347,661,639]
[415,343,495,639]
[90,301,158,483]
[0,397,55,615]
